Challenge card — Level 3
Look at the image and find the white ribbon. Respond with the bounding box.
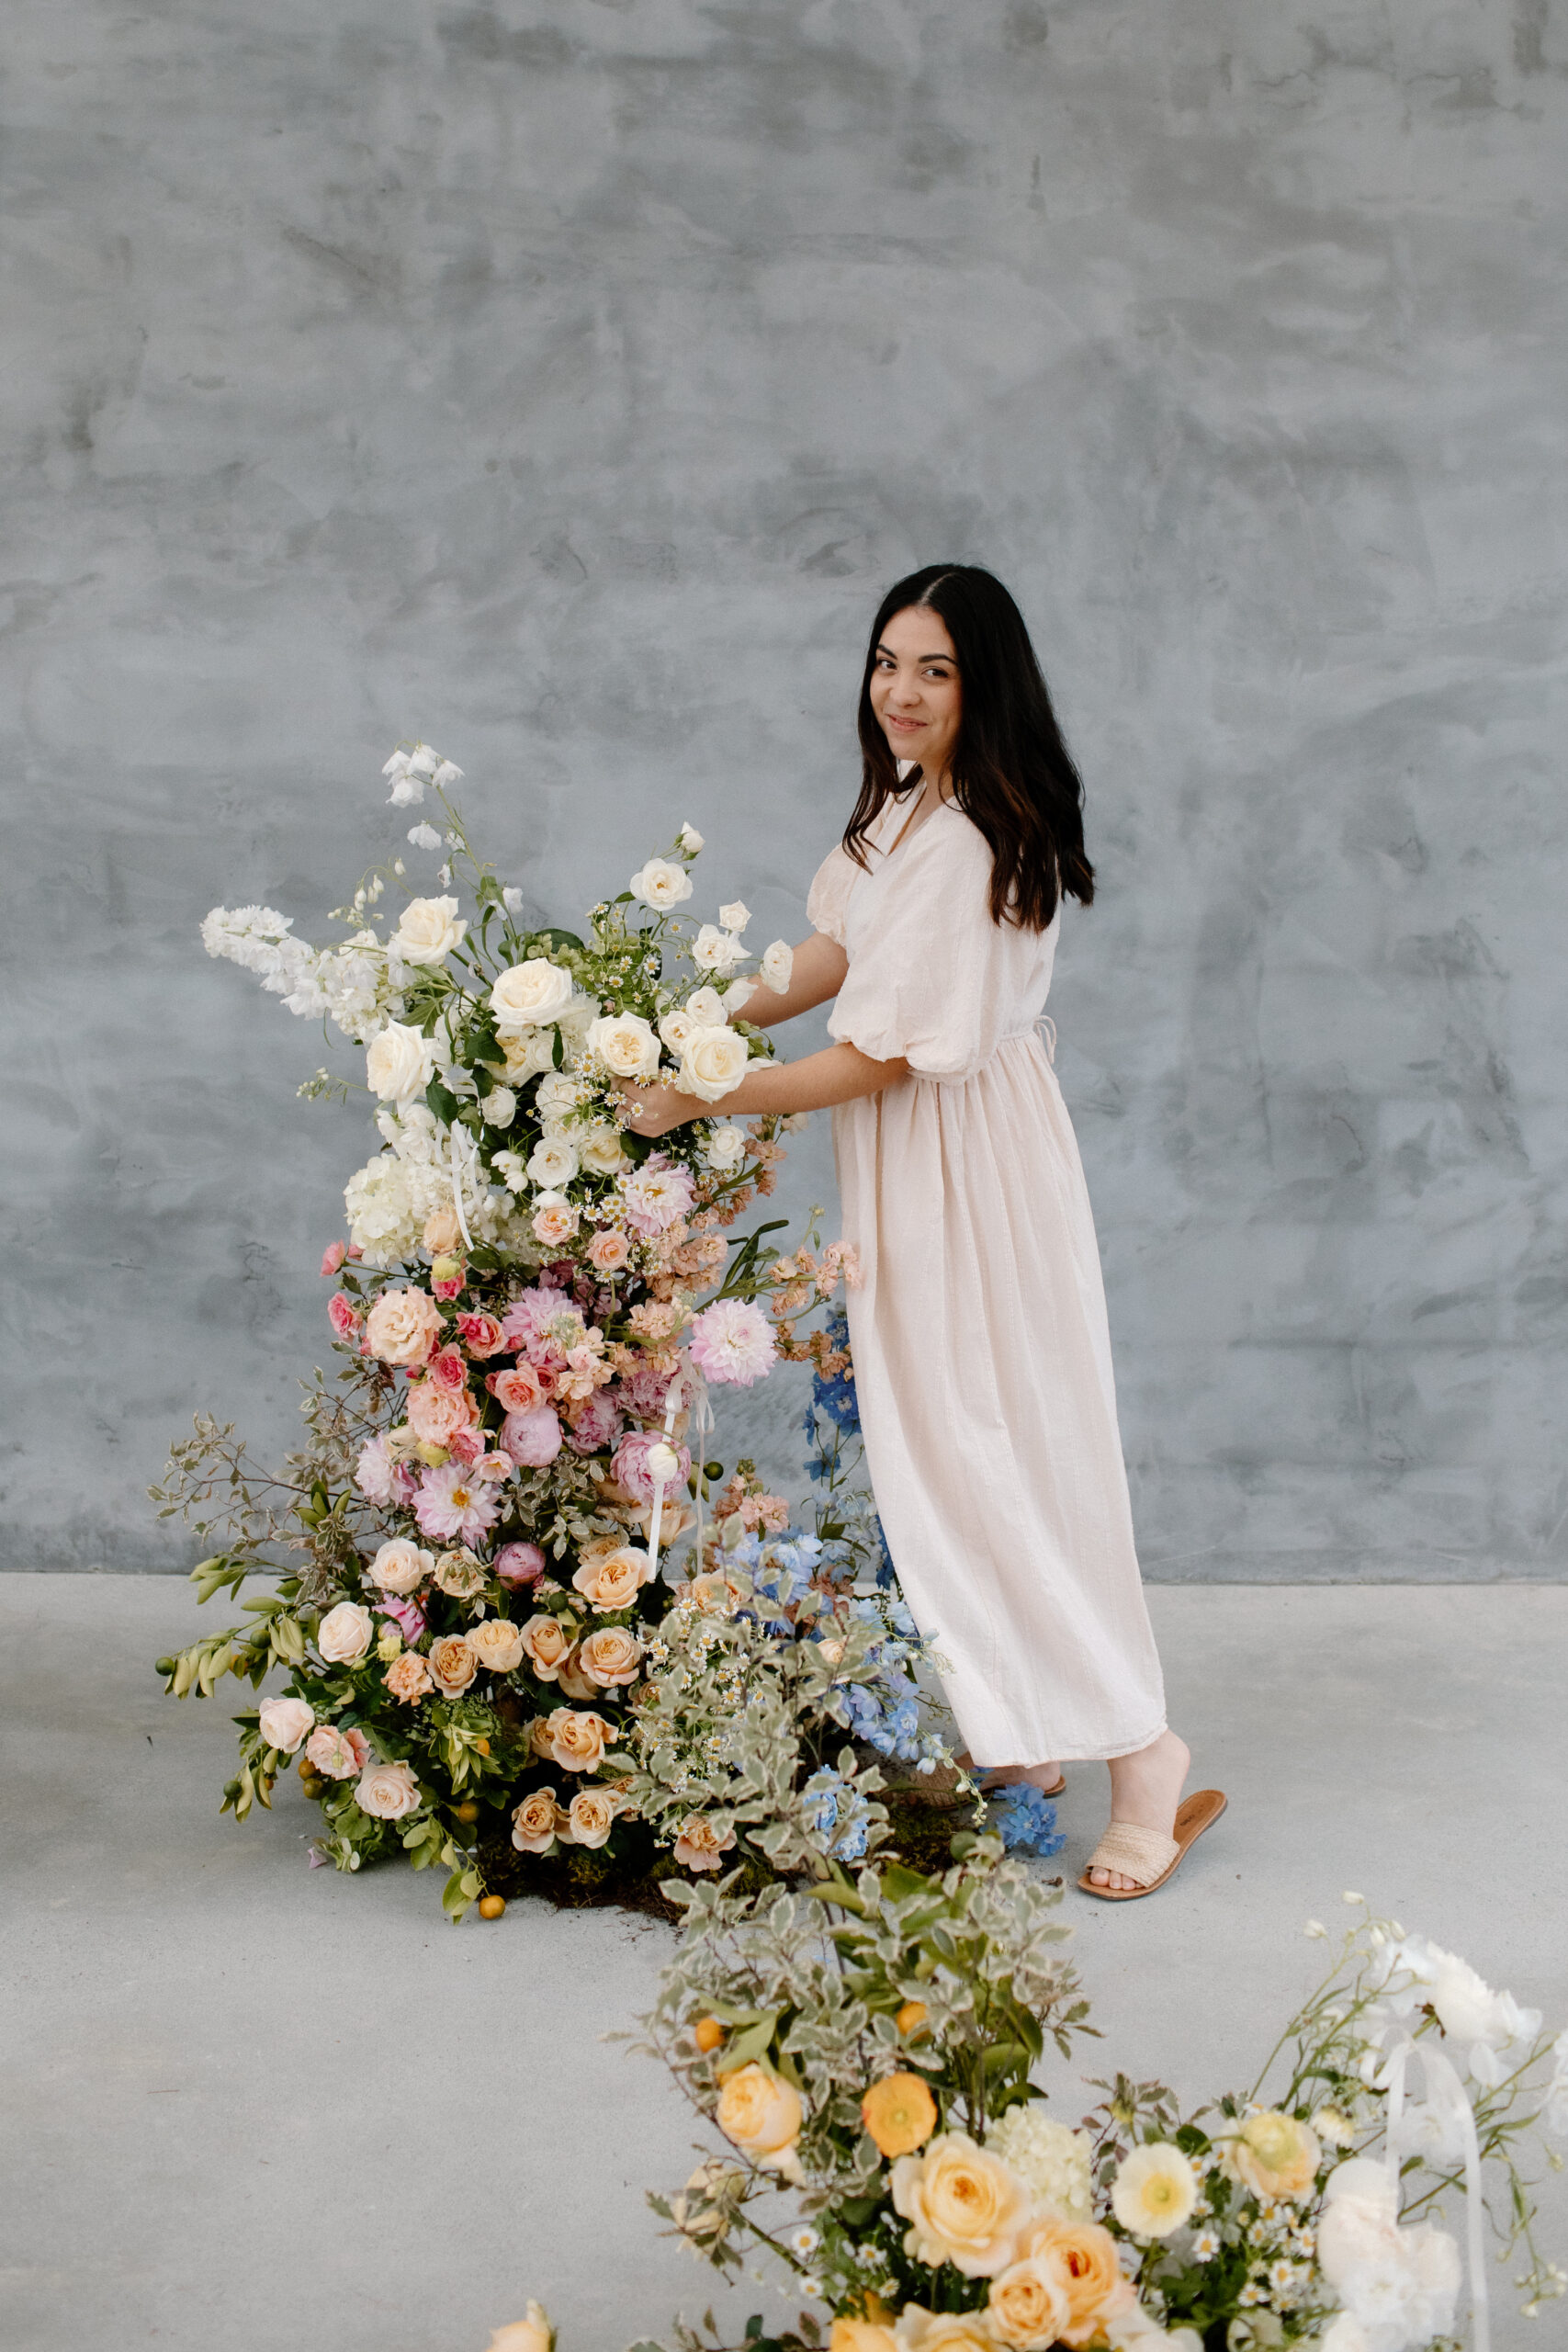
[1383,2034,1490,2352]
[646,1356,716,1582]
[447,1123,475,1252]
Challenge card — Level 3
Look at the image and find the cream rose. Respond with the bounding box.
[576,1626,643,1687]
[985,2252,1073,2347]
[355,1758,423,1820]
[560,1786,623,1849]
[571,1545,652,1612]
[717,899,750,934]
[544,1707,617,1772]
[760,939,793,994]
[258,1696,314,1754]
[704,1122,748,1172]
[369,1537,434,1595]
[391,895,467,966]
[364,1285,444,1366]
[680,1025,750,1103]
[519,1614,575,1680]
[683,986,728,1027]
[692,922,746,976]
[893,2315,998,2351]
[366,1020,436,1102]
[510,1788,561,1854]
[578,1125,627,1175]
[317,1600,375,1665]
[715,2063,803,2175]
[890,2132,1031,2278]
[678,821,704,852]
[629,856,693,910]
[490,958,574,1026]
[469,1617,526,1675]
[434,1547,487,1598]
[586,1012,660,1080]
[426,1633,478,1696]
[527,1136,580,1188]
[499,1028,558,1081]
[658,1007,698,1056]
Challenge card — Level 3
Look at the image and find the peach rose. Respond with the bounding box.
[406,1377,479,1448]
[368,1538,434,1595]
[384,1650,434,1705]
[469,1617,526,1675]
[434,1547,487,1599]
[556,1649,601,1702]
[303,1724,370,1780]
[355,1758,423,1820]
[829,2325,897,2352]
[486,2306,554,2352]
[576,1626,643,1688]
[890,2132,1031,2278]
[511,1786,561,1854]
[715,2063,803,2176]
[426,1633,478,1696]
[560,1786,623,1849]
[587,1227,631,1272]
[891,2315,996,2350]
[570,1544,652,1613]
[490,1363,546,1414]
[543,1707,618,1772]
[672,1815,738,1873]
[532,1195,579,1248]
[1222,2109,1321,2202]
[984,2251,1073,2349]
[519,1614,575,1680]
[423,1205,464,1254]
[317,1600,374,1664]
[1010,2220,1131,2347]
[364,1285,444,1366]
[258,1696,314,1754]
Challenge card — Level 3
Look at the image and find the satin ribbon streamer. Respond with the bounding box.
[1383,2034,1491,2352]
[646,1358,716,1581]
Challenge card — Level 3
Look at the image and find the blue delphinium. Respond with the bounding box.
[803,1766,872,1861]
[987,1781,1067,1859]
[810,1309,860,1436]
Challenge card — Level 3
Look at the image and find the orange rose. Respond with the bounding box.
[861,2073,938,2158]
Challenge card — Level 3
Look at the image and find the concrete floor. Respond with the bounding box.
[3,1576,1565,2352]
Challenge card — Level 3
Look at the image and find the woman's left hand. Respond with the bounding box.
[617,1079,704,1137]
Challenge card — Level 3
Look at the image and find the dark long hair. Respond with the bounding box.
[844,564,1094,932]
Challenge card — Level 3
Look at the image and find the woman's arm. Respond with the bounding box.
[622,1039,905,1136]
[738,932,848,1028]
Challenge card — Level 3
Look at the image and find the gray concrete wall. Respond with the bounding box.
[4,0,1565,1576]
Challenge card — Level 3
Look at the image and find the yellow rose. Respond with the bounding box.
[985,2252,1072,2348]
[890,2132,1031,2279]
[468,1617,525,1675]
[715,2062,804,2175]
[1224,2109,1321,2201]
[862,2073,939,2158]
[891,2312,998,2350]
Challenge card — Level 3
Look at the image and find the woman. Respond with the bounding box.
[625,565,1224,1898]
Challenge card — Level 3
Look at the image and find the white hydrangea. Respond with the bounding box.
[987,2108,1094,2222]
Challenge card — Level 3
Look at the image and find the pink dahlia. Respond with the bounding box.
[355,1432,417,1507]
[688,1298,777,1387]
[619,1159,696,1238]
[412,1463,502,1544]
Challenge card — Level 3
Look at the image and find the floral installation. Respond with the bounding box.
[152,743,864,1917]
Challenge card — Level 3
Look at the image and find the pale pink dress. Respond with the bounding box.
[807,798,1167,1767]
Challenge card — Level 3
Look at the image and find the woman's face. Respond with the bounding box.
[868,605,962,783]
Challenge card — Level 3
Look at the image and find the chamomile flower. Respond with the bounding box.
[1190,2228,1221,2262]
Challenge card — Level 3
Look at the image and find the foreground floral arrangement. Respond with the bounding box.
[495,1862,1565,2352]
[152,742,941,1917]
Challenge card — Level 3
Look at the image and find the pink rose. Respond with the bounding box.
[456,1310,506,1358]
[321,1241,347,1277]
[501,1406,563,1467]
[364,1286,445,1368]
[304,1724,370,1779]
[495,1542,546,1587]
[431,1263,466,1303]
[586,1228,630,1272]
[427,1344,468,1391]
[490,1363,546,1414]
[565,1388,623,1456]
[612,1430,691,1506]
[476,1451,513,1482]
[328,1292,362,1341]
[406,1377,479,1449]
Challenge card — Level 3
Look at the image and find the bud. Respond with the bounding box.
[430,1253,462,1285]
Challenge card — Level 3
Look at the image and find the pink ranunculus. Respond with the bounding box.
[565,1388,623,1456]
[456,1309,506,1357]
[500,1404,563,1467]
[446,1426,485,1468]
[619,1362,677,1420]
[354,1432,417,1507]
[427,1344,468,1392]
[412,1463,502,1545]
[611,1430,692,1505]
[321,1241,347,1277]
[688,1297,777,1387]
[328,1291,362,1340]
[489,1363,545,1414]
[377,1594,427,1643]
[406,1377,479,1449]
[494,1541,547,1587]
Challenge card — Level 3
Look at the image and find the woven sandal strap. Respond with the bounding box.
[1085,1820,1179,1888]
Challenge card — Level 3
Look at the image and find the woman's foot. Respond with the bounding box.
[1090,1731,1190,1892]
[956,1752,1064,1794]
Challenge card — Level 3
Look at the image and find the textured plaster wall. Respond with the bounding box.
[4,1,1565,1575]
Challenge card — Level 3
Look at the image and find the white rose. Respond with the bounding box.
[535,1071,579,1122]
[692,923,746,976]
[630,857,693,910]
[717,900,750,934]
[481,1088,517,1126]
[678,822,704,853]
[704,1123,748,1172]
[369,1537,434,1595]
[721,978,754,1015]
[391,896,468,966]
[527,1135,580,1187]
[578,1125,626,1175]
[587,1012,660,1080]
[366,1022,436,1102]
[681,1026,751,1102]
[659,1008,697,1056]
[498,1029,558,1081]
[491,959,574,1026]
[259,1696,315,1754]
[760,939,793,993]
[355,1758,423,1821]
[317,1601,375,1665]
[492,1150,527,1194]
[682,986,728,1028]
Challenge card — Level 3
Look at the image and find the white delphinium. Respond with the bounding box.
[382,742,461,806]
[407,822,442,850]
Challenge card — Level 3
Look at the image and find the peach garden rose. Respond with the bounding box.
[570,1545,652,1613]
[354,1758,422,1820]
[468,1617,525,1675]
[543,1707,617,1772]
[510,1787,560,1854]
[364,1284,444,1366]
[426,1633,478,1696]
[715,2063,803,2176]
[575,1626,642,1688]
[890,2132,1031,2278]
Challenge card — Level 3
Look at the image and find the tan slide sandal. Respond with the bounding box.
[1077,1788,1227,1901]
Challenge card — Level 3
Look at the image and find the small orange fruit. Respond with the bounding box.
[453,1801,480,1824]
[474,1737,491,1756]
[861,2071,938,2158]
[693,2016,727,2052]
[896,2000,931,2040]
[478,1894,506,1920]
